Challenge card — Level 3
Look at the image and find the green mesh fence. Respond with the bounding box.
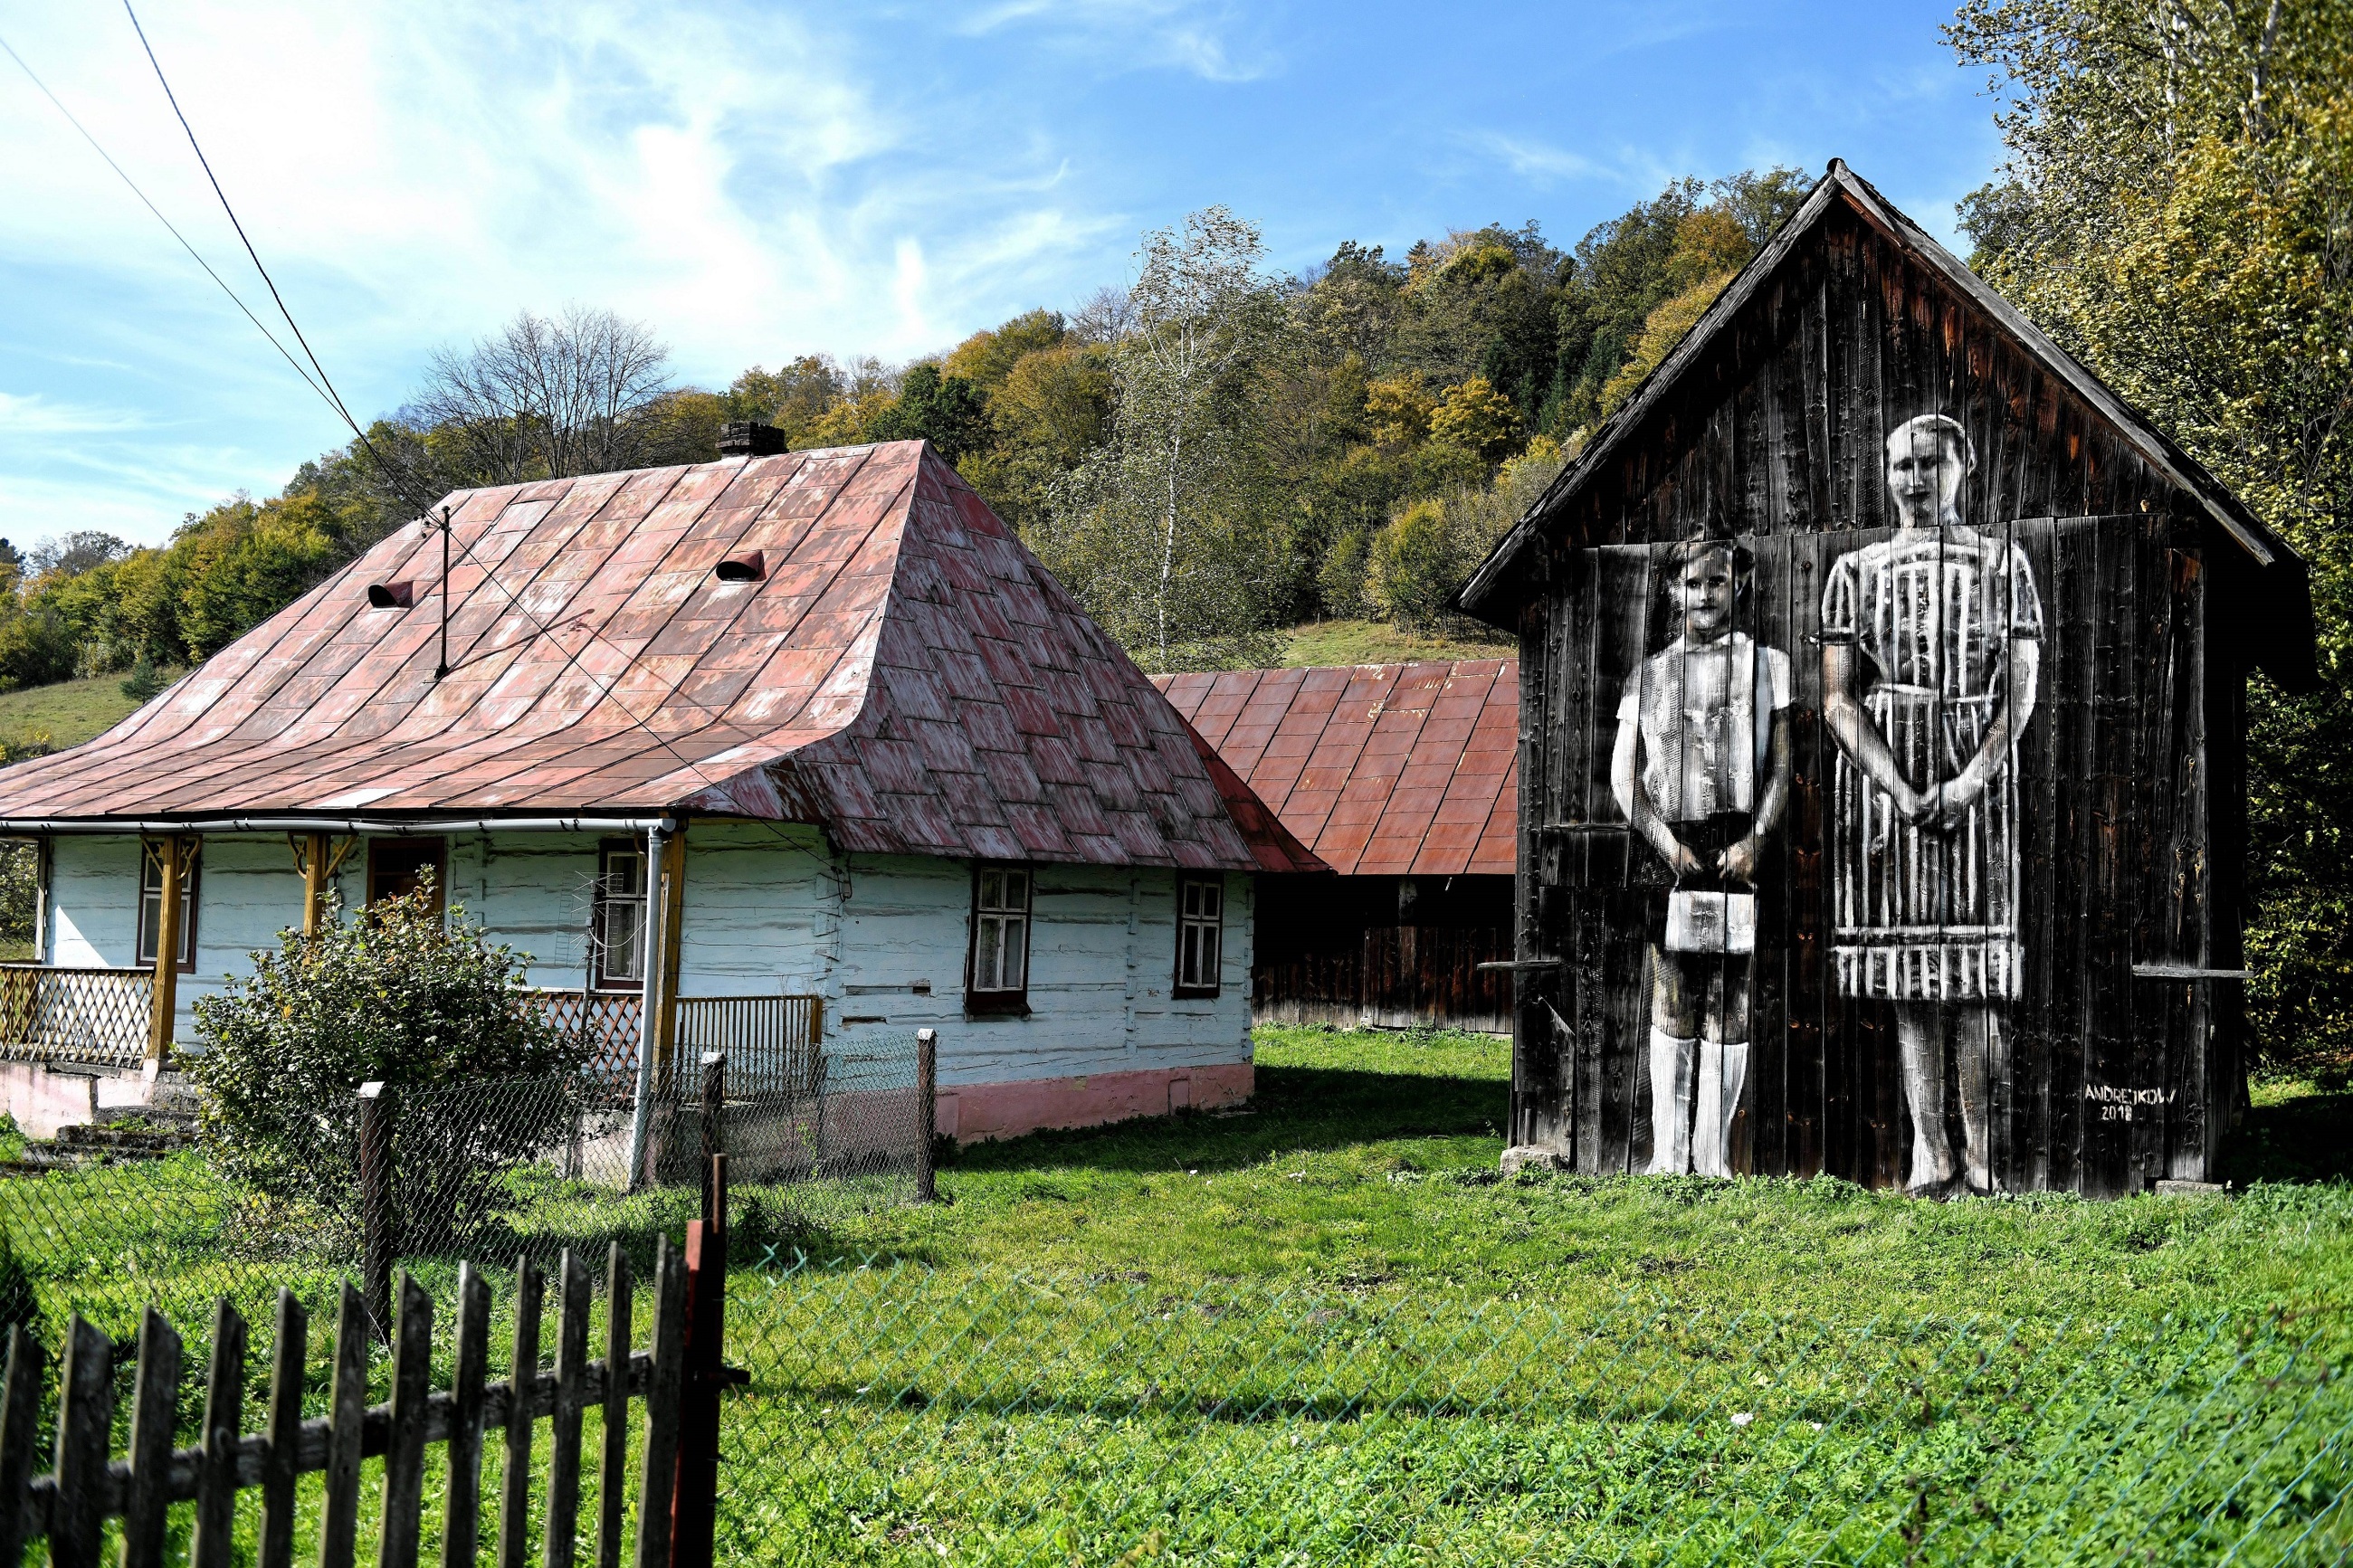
[709,1256,2350,1566]
[0,1078,2345,1565]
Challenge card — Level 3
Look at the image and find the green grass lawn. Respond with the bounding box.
[761,1025,2353,1328]
[0,673,147,749]
[3,1026,2347,1565]
[1278,618,1517,668]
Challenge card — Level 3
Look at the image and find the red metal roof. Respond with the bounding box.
[0,442,1299,871]
[1151,660,1519,878]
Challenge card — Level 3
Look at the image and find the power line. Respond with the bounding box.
[0,30,331,407]
[119,0,366,442]
[94,3,790,822]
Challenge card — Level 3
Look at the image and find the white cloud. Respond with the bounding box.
[951,0,1282,83]
[0,395,146,435]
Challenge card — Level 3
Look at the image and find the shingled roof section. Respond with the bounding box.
[1151,660,1519,878]
[0,442,1298,872]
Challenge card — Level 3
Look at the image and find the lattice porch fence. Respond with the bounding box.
[0,965,152,1070]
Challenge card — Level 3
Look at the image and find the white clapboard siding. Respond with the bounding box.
[48,835,140,968]
[830,856,1252,1085]
[675,822,832,995]
[40,830,1254,1092]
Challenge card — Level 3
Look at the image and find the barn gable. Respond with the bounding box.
[1457,160,2315,692]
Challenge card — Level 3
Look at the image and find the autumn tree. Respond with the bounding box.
[1949,0,2353,1079]
[1040,207,1295,670]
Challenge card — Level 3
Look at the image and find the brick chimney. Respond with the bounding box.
[719,421,787,457]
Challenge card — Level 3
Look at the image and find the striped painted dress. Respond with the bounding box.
[1819,527,2043,1001]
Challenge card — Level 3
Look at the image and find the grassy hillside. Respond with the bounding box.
[0,673,144,749]
[1279,619,1516,669]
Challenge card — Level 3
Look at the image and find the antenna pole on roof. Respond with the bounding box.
[434,506,451,680]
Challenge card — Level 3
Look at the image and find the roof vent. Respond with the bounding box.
[715,552,766,584]
[718,422,787,458]
[367,581,414,609]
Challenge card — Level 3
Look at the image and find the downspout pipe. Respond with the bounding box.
[624,819,670,1191]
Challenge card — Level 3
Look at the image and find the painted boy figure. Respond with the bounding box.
[1612,536,1795,1177]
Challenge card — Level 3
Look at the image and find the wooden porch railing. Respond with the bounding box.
[520,992,822,1094]
[0,965,153,1071]
[0,1240,689,1568]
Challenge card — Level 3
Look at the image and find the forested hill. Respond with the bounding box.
[0,168,1807,697]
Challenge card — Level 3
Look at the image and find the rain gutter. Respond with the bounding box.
[0,814,681,836]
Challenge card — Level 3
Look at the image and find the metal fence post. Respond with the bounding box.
[915,1029,938,1202]
[357,1082,392,1341]
[698,1051,726,1226]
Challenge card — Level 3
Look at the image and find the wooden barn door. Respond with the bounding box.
[1536,516,2213,1193]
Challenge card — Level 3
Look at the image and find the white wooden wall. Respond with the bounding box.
[828,855,1253,1087]
[40,831,1255,1085]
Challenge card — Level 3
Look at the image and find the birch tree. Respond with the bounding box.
[1040,208,1294,670]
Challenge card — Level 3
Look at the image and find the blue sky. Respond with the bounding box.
[0,0,2010,547]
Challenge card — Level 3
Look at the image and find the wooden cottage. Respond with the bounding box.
[0,439,1316,1145]
[1155,660,1519,1031]
[1453,161,2317,1197]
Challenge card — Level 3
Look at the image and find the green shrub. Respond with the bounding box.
[188,875,590,1236]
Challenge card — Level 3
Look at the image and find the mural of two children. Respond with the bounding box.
[1612,413,2044,1196]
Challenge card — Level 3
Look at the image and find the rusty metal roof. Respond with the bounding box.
[0,442,1295,871]
[1151,660,1519,878]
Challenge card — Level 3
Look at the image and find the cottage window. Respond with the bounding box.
[968,865,1031,1013]
[592,839,650,991]
[136,841,199,972]
[1175,875,1223,997]
[367,837,448,914]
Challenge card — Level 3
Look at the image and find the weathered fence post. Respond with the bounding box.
[120,1306,182,1568]
[671,1155,744,1568]
[442,1263,491,1568]
[596,1243,634,1568]
[191,1298,246,1568]
[498,1256,545,1568]
[357,1080,394,1339]
[320,1284,370,1568]
[378,1273,434,1568]
[0,1328,43,1568]
[543,1249,592,1568]
[258,1290,307,1568]
[916,1029,938,1202]
[48,1316,110,1568]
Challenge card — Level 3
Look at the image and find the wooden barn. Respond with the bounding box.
[1155,660,1519,1031]
[1453,160,2318,1197]
[0,438,1316,1145]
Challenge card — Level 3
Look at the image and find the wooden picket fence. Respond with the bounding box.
[0,1238,696,1568]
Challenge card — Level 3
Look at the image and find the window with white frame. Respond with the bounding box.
[136,840,199,971]
[1175,875,1223,996]
[968,865,1031,1011]
[591,839,650,991]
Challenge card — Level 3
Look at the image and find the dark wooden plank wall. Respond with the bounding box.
[1517,204,2231,1193]
[1254,875,1513,1032]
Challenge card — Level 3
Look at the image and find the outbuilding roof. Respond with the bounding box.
[1152,660,1519,878]
[0,441,1313,872]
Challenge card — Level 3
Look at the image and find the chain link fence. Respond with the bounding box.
[0,1050,2346,1564]
[699,1258,2350,1566]
[0,1033,929,1343]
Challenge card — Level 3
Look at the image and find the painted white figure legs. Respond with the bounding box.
[1895,1004,2010,1194]
[1693,1039,1748,1178]
[1647,1029,1694,1175]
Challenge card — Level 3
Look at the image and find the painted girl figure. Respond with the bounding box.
[1613,535,1794,1178]
[1820,413,2043,1195]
